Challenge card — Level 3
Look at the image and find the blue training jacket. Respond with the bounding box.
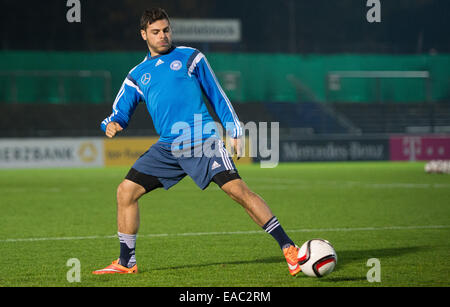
[101,46,242,146]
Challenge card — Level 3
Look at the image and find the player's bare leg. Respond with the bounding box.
[116,179,146,234]
[92,179,145,274]
[220,179,273,227]
[221,178,301,276]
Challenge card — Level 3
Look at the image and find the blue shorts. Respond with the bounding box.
[131,139,238,190]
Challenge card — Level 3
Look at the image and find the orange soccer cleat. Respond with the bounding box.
[92,259,138,275]
[283,245,301,276]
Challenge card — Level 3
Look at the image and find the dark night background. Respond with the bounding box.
[2,0,449,54]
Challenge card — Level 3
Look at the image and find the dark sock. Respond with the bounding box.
[118,232,136,268]
[262,216,295,249]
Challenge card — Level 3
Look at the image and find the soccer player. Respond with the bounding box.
[93,8,301,276]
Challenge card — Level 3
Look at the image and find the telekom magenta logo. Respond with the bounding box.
[390,136,449,161]
[402,137,422,161]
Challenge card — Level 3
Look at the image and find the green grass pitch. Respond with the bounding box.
[0,162,449,287]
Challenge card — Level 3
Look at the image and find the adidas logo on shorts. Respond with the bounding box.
[211,161,221,170]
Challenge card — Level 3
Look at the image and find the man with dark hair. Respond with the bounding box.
[93,8,302,277]
[140,8,170,31]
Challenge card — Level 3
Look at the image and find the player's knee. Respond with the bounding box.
[117,180,143,204]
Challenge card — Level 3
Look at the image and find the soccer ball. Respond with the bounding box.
[425,160,450,174]
[298,239,337,277]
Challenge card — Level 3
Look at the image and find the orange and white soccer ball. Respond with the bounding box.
[298,239,337,277]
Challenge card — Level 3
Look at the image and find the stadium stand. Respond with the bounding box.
[332,102,450,134]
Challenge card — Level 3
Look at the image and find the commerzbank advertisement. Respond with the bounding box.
[0,137,252,169]
[0,138,104,168]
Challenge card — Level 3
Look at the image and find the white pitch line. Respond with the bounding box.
[1,225,449,243]
[287,225,450,233]
[1,235,116,243]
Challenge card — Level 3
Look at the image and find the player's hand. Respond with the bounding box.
[230,137,243,160]
[105,122,123,138]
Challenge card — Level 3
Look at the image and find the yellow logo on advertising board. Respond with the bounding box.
[104,137,159,166]
[78,142,98,163]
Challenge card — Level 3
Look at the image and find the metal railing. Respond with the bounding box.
[325,70,432,103]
